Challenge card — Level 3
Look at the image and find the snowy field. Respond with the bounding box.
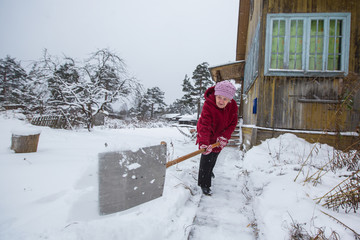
[0,111,359,240]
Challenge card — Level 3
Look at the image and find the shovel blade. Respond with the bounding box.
[98,144,166,215]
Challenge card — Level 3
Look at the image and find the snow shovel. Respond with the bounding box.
[98,142,220,215]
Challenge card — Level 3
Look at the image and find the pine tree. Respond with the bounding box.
[131,87,167,120]
[192,62,213,119]
[48,59,80,106]
[0,56,28,106]
[166,62,213,116]
[182,74,194,93]
[181,74,197,112]
[146,87,166,119]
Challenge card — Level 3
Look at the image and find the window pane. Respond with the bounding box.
[278,55,284,69]
[297,38,303,52]
[309,19,324,70]
[336,20,342,35]
[296,54,302,70]
[289,54,303,70]
[309,56,315,70]
[289,20,303,70]
[290,20,297,35]
[311,20,317,35]
[316,55,323,70]
[328,38,335,54]
[336,37,342,53]
[279,20,285,35]
[334,56,340,70]
[317,38,324,53]
[271,54,277,68]
[270,54,277,69]
[318,20,324,36]
[270,20,285,69]
[327,55,334,70]
[309,55,323,70]
[290,38,296,53]
[327,19,343,70]
[273,20,279,35]
[271,36,278,51]
[289,55,295,69]
[310,37,316,53]
[329,20,335,35]
[278,37,285,52]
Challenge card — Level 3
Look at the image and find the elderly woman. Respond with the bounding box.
[196,80,238,196]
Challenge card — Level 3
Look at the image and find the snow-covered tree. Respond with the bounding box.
[130,86,167,120]
[30,48,141,130]
[181,74,197,111]
[147,86,166,119]
[166,62,213,116]
[192,62,213,119]
[0,56,28,106]
[167,98,194,115]
[167,74,198,115]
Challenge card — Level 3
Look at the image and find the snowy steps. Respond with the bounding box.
[186,149,255,240]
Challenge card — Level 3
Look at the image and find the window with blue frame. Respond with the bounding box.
[264,13,351,76]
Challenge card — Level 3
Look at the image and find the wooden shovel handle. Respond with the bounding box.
[166,142,220,168]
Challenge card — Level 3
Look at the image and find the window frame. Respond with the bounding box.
[264,13,351,77]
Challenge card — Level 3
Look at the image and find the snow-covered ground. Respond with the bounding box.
[0,111,359,240]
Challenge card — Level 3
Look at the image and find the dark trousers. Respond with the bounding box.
[198,152,220,188]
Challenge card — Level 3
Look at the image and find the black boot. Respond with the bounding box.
[201,187,212,196]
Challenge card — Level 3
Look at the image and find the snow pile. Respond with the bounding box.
[243,134,359,239]
[0,112,359,240]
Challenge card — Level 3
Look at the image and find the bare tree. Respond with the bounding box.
[31,48,141,130]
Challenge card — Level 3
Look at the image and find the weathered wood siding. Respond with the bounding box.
[259,76,356,131]
[266,0,358,14]
[242,0,264,128]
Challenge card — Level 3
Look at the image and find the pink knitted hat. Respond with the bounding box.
[214,81,236,99]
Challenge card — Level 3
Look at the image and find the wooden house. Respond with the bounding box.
[209,0,360,150]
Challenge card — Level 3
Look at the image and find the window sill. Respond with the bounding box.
[264,70,347,77]
[298,98,343,104]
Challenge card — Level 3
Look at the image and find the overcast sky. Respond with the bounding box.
[0,0,239,105]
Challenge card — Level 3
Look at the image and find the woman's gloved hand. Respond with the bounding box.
[217,136,228,149]
[200,144,213,155]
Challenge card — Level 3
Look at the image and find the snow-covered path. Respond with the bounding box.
[187,148,255,240]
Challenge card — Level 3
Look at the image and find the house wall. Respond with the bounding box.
[241,0,360,150]
[242,0,263,127]
[260,76,354,131]
[245,0,263,58]
[236,0,250,60]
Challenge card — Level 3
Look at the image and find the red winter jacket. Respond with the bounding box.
[196,86,238,152]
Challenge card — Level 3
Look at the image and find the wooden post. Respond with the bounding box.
[11,131,41,153]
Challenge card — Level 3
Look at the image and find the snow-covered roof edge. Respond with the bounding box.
[208,60,245,69]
